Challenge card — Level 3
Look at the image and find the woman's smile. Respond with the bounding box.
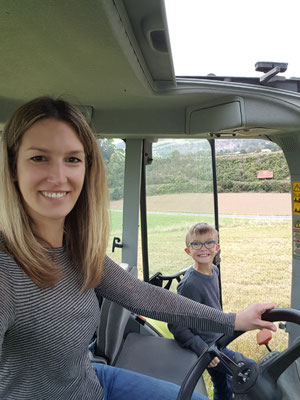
[40,191,68,199]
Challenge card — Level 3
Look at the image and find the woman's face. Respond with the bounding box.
[16,118,86,229]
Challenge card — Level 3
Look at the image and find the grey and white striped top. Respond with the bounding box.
[0,247,235,399]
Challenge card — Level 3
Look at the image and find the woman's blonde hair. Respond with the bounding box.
[0,96,109,289]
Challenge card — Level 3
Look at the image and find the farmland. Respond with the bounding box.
[110,192,291,216]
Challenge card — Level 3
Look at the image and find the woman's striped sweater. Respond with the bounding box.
[0,247,235,399]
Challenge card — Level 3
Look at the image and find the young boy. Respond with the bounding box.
[168,222,251,400]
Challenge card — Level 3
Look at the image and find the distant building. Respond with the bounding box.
[257,170,274,180]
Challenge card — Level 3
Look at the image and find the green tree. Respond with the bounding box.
[99,139,115,162]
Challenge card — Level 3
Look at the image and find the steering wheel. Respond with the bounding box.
[177,308,300,400]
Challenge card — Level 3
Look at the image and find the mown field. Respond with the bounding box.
[108,193,292,398]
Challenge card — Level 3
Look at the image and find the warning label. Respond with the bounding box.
[293,227,300,257]
[292,182,300,215]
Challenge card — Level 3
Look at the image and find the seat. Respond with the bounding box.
[114,332,207,394]
[92,263,207,395]
[93,263,137,364]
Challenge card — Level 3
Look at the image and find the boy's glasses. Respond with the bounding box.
[189,240,216,250]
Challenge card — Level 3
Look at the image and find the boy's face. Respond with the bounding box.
[185,231,220,267]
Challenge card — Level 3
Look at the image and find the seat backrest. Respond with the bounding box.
[94,263,137,364]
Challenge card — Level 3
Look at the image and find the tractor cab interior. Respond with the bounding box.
[1,0,300,398]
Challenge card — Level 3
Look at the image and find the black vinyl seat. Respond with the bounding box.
[114,332,207,394]
[93,263,138,365]
[92,263,207,395]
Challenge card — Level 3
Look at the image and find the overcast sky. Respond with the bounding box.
[164,0,300,78]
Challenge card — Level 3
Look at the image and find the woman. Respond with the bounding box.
[0,97,276,400]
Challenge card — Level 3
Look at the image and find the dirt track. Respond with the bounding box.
[110,192,291,216]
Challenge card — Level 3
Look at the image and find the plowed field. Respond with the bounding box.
[110,192,291,215]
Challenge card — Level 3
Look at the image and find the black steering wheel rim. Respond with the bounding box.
[177,308,300,400]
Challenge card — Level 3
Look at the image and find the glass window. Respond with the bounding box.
[145,139,215,278]
[165,0,300,78]
[99,138,125,264]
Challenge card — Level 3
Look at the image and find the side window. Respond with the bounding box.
[99,138,125,265]
[145,139,215,278]
[214,138,291,356]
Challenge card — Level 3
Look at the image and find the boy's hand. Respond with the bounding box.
[208,357,220,368]
[235,302,277,332]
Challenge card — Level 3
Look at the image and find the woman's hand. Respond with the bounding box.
[235,302,277,332]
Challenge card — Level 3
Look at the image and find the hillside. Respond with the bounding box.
[150,138,280,157]
[115,138,280,157]
[102,139,290,200]
[145,150,290,196]
[216,151,290,193]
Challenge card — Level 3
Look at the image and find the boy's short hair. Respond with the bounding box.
[185,223,219,247]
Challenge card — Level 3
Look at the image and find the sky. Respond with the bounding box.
[164,0,300,78]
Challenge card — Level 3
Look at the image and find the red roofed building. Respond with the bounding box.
[257,170,274,180]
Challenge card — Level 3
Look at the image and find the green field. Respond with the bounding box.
[107,209,292,398]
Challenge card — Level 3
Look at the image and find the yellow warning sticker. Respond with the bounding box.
[293,182,300,215]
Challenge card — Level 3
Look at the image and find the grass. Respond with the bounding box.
[107,209,292,398]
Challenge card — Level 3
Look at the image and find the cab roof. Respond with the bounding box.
[1,0,300,140]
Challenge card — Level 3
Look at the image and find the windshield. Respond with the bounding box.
[165,0,300,78]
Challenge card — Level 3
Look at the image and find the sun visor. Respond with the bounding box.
[186,98,245,135]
